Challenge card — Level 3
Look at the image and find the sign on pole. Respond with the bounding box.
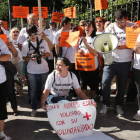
[38,0,42,33]
[52,12,64,23]
[95,0,108,11]
[33,7,48,18]
[13,6,29,18]
[64,7,76,18]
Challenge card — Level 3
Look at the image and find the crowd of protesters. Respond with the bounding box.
[0,8,140,140]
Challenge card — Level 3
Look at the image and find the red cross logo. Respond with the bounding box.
[83,112,91,121]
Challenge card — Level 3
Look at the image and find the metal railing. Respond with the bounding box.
[68,0,140,24]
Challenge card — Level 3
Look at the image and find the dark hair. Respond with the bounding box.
[71,24,78,31]
[57,57,71,67]
[61,17,71,27]
[84,20,96,38]
[26,24,37,35]
[115,9,128,20]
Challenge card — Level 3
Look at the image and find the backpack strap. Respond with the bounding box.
[52,71,72,87]
[69,71,72,79]
[52,71,56,87]
[28,37,42,54]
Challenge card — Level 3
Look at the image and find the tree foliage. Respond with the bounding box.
[0,0,64,21]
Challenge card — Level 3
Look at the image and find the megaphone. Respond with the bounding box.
[93,33,119,65]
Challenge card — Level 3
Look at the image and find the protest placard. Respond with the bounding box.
[52,12,64,23]
[33,7,48,18]
[126,27,140,49]
[64,7,76,18]
[134,20,140,27]
[59,31,80,47]
[95,0,108,11]
[4,21,8,30]
[47,100,96,140]
[75,53,95,71]
[0,34,7,43]
[78,26,85,37]
[13,6,29,18]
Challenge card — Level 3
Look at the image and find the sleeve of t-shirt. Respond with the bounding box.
[53,32,59,45]
[21,42,28,57]
[0,38,12,57]
[72,73,80,89]
[45,72,54,90]
[17,28,26,44]
[105,25,110,33]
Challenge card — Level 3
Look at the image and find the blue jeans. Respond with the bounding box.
[102,62,131,106]
[28,73,48,109]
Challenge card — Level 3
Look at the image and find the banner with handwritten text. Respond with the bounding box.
[47,100,96,140]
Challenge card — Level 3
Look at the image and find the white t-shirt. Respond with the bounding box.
[105,21,134,62]
[17,27,28,45]
[96,30,105,35]
[53,29,77,63]
[79,36,99,69]
[0,38,12,83]
[9,38,23,63]
[48,28,56,39]
[44,29,54,60]
[133,34,140,70]
[21,38,50,74]
[45,71,80,97]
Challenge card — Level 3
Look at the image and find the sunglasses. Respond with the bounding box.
[80,25,84,27]
[13,31,19,33]
[57,57,65,60]
[29,33,38,36]
[115,20,125,24]
[95,21,103,23]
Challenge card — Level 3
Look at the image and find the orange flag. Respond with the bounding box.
[0,34,7,43]
[4,21,8,30]
[126,27,140,49]
[78,26,85,37]
[95,0,108,11]
[64,7,76,18]
[59,31,80,47]
[75,53,95,71]
[13,6,29,18]
[134,20,140,27]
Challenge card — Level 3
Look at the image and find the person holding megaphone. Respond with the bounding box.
[99,9,135,116]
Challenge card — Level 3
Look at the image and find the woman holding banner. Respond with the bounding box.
[78,20,98,99]
[41,57,95,106]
